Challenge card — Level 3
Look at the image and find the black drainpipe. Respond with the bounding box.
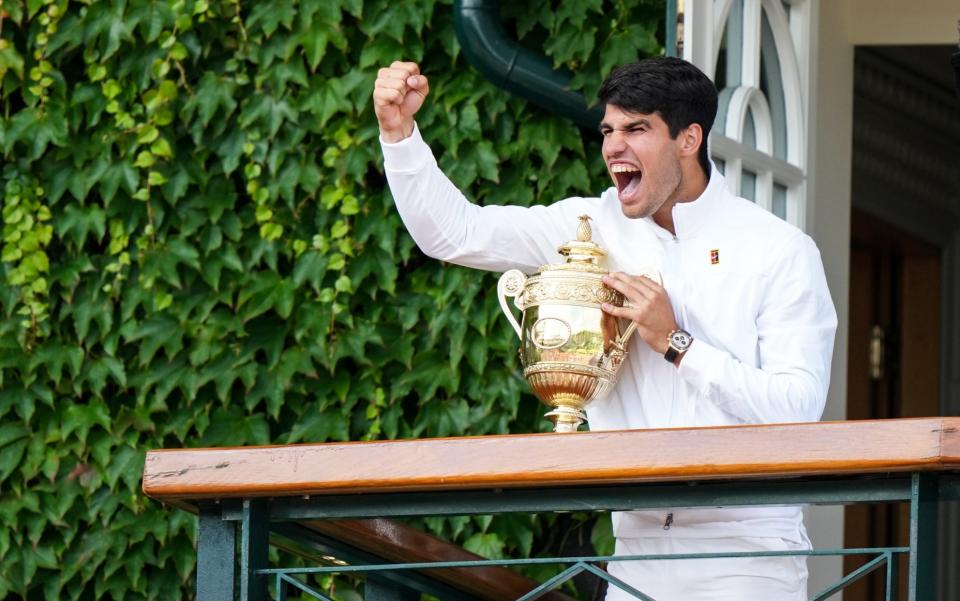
[452,0,604,130]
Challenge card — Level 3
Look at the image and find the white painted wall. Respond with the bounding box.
[847,0,959,45]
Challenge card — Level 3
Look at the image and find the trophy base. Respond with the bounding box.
[544,401,586,433]
[526,364,614,433]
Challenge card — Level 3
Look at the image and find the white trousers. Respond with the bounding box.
[605,536,809,601]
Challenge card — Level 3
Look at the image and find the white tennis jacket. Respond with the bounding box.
[381,125,838,543]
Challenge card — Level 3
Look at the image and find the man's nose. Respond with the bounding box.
[604,132,627,156]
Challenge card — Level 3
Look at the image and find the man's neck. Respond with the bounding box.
[652,165,710,234]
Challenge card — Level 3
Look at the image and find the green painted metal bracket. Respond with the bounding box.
[908,473,938,600]
[197,503,236,601]
[240,500,269,601]
[887,552,900,601]
[810,552,890,600]
[220,476,916,522]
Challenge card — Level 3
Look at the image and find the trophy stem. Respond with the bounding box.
[544,401,587,433]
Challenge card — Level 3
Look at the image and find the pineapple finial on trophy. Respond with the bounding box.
[576,214,593,242]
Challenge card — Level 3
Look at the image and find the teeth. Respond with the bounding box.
[610,164,640,174]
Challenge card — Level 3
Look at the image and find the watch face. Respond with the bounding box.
[670,330,692,350]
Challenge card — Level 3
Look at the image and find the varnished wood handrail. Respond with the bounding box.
[143,418,960,502]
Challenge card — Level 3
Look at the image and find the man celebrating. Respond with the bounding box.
[374,57,837,600]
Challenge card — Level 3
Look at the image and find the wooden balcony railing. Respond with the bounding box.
[143,417,960,601]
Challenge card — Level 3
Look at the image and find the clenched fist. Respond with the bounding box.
[373,61,430,143]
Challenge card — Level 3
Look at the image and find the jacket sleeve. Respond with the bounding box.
[677,233,838,424]
[381,123,586,273]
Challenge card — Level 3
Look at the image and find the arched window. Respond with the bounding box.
[683,0,811,227]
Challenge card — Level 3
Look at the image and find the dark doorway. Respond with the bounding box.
[843,208,942,601]
[846,39,960,601]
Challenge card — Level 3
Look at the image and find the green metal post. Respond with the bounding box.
[908,474,938,601]
[198,503,236,601]
[886,550,899,601]
[364,577,421,601]
[240,500,269,601]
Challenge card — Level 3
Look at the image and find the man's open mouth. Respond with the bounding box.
[611,164,642,198]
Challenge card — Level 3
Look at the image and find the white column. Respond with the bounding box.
[805,0,853,595]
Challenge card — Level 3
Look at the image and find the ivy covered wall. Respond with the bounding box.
[0,0,663,598]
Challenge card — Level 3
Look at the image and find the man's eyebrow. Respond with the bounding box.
[598,119,652,133]
[624,119,652,129]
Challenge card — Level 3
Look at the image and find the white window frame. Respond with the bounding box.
[684,0,812,228]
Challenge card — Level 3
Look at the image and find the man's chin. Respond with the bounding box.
[618,200,652,219]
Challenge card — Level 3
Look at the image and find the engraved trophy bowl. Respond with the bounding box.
[497,215,661,432]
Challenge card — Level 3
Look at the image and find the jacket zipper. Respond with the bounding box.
[663,228,680,533]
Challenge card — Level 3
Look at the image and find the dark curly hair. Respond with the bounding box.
[598,57,718,175]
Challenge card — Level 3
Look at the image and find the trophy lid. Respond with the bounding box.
[548,215,607,273]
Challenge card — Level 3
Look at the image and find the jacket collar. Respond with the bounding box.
[647,164,727,240]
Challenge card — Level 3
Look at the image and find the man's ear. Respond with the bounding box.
[678,124,703,158]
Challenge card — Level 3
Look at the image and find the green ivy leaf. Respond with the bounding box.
[246,0,296,36]
[0,423,28,447]
[293,250,328,291]
[83,356,127,397]
[103,445,143,492]
[0,439,28,482]
[186,73,238,128]
[61,400,111,444]
[147,170,167,186]
[590,512,615,556]
[99,161,139,204]
[237,273,296,321]
[0,45,25,80]
[463,533,505,559]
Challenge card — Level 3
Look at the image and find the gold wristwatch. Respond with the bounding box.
[664,329,692,363]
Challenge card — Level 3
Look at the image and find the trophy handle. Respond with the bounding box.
[616,320,638,350]
[497,269,527,340]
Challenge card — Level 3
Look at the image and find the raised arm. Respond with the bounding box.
[373,61,597,273]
